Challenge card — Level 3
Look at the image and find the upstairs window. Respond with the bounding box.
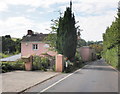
[33,44,38,50]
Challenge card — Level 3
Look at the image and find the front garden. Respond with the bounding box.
[1,59,24,73]
[1,51,84,73]
[1,56,56,73]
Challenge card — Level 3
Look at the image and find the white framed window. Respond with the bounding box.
[33,44,38,50]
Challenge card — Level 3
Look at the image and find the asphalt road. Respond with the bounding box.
[0,53,21,61]
[24,59,119,93]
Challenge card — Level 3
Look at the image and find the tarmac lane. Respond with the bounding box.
[24,59,118,93]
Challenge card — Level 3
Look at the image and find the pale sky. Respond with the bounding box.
[0,0,119,41]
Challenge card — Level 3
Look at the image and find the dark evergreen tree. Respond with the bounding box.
[2,35,21,54]
[56,1,77,60]
[2,36,16,54]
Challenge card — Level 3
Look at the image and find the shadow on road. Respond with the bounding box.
[82,67,116,72]
[82,59,117,72]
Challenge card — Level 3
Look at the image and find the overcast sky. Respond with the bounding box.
[0,0,119,41]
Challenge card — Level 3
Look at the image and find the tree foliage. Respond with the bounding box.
[2,35,21,54]
[44,19,59,50]
[102,3,120,70]
[89,44,103,54]
[56,3,77,60]
[77,39,86,48]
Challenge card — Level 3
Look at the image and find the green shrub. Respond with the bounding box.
[0,53,12,59]
[74,51,82,68]
[73,61,82,68]
[63,51,83,73]
[33,56,42,70]
[41,57,50,71]
[64,61,74,73]
[75,51,81,61]
[33,56,50,71]
[102,46,118,69]
[2,59,24,73]
[2,62,13,73]
[52,64,55,71]
[12,59,24,70]
[49,56,55,71]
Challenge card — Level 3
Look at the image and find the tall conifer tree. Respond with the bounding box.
[56,1,77,60]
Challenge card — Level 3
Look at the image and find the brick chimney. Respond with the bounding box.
[27,30,33,35]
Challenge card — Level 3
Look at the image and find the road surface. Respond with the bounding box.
[0,53,21,61]
[24,59,119,93]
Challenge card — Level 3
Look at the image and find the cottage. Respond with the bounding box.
[78,46,97,62]
[21,30,57,57]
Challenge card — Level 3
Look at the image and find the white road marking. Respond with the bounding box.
[39,65,88,93]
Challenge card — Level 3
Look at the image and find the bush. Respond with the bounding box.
[41,57,50,71]
[102,46,118,69]
[52,64,55,71]
[33,56,42,70]
[63,51,83,73]
[96,53,101,59]
[0,53,12,59]
[33,56,50,71]
[2,59,24,73]
[74,51,82,68]
[64,61,74,73]
[2,62,13,73]
[12,59,24,70]
[75,51,81,61]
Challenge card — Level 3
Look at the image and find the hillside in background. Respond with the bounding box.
[1,35,21,58]
[12,37,21,41]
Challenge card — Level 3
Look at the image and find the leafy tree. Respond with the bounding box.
[5,35,11,38]
[2,36,16,54]
[87,41,94,45]
[44,19,59,50]
[15,39,21,53]
[89,44,103,54]
[56,2,77,60]
[2,35,21,54]
[86,41,102,46]
[77,39,86,48]
[89,44,103,59]
[102,1,120,70]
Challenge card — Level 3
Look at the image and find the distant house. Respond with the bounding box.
[78,46,97,62]
[21,30,57,57]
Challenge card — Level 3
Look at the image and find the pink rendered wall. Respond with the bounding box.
[79,47,96,62]
[56,54,64,72]
[21,42,57,57]
[79,47,90,62]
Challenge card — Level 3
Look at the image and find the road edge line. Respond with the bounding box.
[105,63,120,73]
[39,64,88,93]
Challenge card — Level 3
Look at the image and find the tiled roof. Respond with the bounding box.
[22,34,48,42]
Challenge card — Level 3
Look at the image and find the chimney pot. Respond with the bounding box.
[27,30,33,35]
